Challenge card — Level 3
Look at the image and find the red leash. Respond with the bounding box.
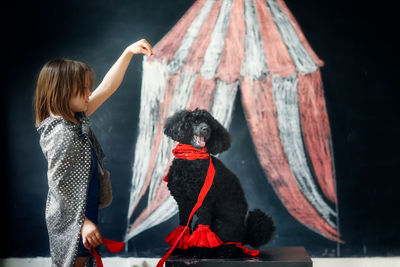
[157,144,215,267]
[89,238,124,267]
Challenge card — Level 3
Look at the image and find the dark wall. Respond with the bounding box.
[3,0,399,258]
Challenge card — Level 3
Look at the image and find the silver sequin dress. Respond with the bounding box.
[37,113,105,267]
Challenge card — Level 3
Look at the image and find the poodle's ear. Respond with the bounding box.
[164,110,191,142]
[206,116,232,155]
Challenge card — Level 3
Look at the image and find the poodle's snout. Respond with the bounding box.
[192,122,211,139]
[197,122,210,137]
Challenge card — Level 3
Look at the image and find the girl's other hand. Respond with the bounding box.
[127,39,153,56]
[81,217,103,249]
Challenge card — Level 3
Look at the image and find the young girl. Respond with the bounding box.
[35,39,153,267]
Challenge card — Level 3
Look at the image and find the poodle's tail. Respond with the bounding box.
[245,208,275,248]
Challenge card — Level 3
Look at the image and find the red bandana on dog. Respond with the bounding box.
[172,143,209,160]
[164,143,209,182]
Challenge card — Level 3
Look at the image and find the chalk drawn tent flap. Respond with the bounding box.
[125,0,341,243]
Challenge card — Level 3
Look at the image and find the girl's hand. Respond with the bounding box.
[81,217,103,249]
[126,39,153,56]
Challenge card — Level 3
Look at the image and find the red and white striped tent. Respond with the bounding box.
[125,0,341,244]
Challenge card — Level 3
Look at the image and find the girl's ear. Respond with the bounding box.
[164,110,190,142]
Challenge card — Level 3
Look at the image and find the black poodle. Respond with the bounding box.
[163,108,274,258]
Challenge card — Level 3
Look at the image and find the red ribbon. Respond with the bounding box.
[187,224,223,248]
[172,143,209,160]
[165,225,191,249]
[164,144,209,182]
[89,238,124,267]
[157,144,215,267]
[224,242,260,257]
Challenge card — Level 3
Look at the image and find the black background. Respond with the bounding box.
[3,0,399,258]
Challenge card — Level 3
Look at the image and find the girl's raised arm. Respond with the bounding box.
[87,39,153,116]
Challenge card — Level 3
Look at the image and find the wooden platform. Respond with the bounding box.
[166,246,312,267]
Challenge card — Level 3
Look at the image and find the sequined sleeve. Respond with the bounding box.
[44,124,91,219]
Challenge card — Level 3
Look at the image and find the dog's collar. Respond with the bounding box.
[172,143,209,160]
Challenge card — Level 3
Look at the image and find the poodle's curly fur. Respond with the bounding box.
[164,109,275,258]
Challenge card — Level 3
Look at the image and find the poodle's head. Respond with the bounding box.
[164,108,232,155]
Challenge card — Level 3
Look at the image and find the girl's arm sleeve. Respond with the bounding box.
[44,125,91,220]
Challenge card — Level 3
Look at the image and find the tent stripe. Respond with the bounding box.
[182,0,222,73]
[188,76,216,111]
[150,0,208,63]
[200,0,234,79]
[168,0,216,74]
[210,80,239,128]
[271,74,336,227]
[255,0,295,77]
[241,0,269,79]
[216,0,245,83]
[276,0,324,67]
[266,0,317,75]
[297,70,337,203]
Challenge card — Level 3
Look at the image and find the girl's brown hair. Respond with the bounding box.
[34,58,95,126]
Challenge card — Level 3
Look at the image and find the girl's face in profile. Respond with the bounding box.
[69,83,92,114]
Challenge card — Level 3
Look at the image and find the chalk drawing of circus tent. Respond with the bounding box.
[125,0,341,243]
